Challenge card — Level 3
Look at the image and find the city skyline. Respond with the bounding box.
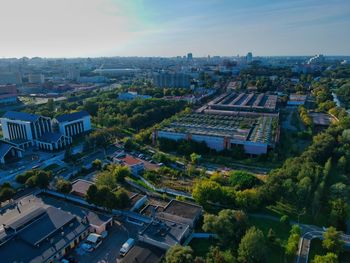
[0,0,350,58]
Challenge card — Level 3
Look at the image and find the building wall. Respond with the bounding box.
[158,130,269,155]
[59,116,91,137]
[157,131,187,141]
[191,134,225,151]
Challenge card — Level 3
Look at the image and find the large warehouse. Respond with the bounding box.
[153,92,280,155]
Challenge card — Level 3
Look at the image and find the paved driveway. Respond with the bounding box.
[70,221,142,263]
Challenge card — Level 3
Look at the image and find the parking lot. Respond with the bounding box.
[69,220,142,263]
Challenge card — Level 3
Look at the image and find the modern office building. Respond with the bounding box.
[187,53,193,60]
[0,111,82,151]
[153,72,191,88]
[54,111,91,137]
[246,52,253,63]
[1,111,53,148]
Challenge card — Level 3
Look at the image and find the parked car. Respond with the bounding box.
[120,238,135,257]
[81,233,103,252]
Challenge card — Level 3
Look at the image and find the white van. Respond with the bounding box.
[120,238,135,257]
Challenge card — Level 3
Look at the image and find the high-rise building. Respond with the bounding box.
[67,67,81,81]
[28,74,45,84]
[0,72,22,85]
[153,72,191,88]
[187,53,193,60]
[246,52,253,63]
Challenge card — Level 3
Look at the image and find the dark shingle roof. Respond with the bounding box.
[38,132,64,143]
[55,111,90,123]
[2,111,40,122]
[0,141,24,158]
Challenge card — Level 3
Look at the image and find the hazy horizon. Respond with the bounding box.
[1,0,350,58]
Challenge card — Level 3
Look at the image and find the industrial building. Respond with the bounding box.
[198,92,278,113]
[154,92,280,155]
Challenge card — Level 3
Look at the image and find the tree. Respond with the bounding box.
[322,227,344,255]
[0,185,15,202]
[203,209,247,248]
[86,184,98,204]
[329,199,349,230]
[237,227,267,263]
[112,165,130,183]
[92,159,102,170]
[312,253,338,263]
[228,171,261,190]
[192,180,223,209]
[190,152,200,165]
[96,171,117,190]
[55,178,72,194]
[285,225,301,257]
[114,188,130,208]
[205,246,236,263]
[165,245,193,263]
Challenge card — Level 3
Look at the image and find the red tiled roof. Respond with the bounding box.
[122,155,142,166]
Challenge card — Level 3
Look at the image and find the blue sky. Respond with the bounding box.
[0,0,349,57]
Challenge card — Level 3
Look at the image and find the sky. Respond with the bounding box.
[0,0,349,58]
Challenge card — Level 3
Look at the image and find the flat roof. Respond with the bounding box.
[71,179,94,197]
[159,113,278,145]
[205,92,278,112]
[120,243,164,263]
[140,219,189,247]
[163,200,202,221]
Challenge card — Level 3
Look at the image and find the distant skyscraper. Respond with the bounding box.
[187,53,193,60]
[246,52,253,63]
[28,74,45,84]
[153,72,191,88]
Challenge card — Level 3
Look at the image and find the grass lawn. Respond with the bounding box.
[249,216,291,263]
[189,238,218,258]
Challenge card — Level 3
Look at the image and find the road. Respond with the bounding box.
[296,229,350,263]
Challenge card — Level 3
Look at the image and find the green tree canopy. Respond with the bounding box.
[237,226,267,263]
[165,245,193,263]
[203,209,247,249]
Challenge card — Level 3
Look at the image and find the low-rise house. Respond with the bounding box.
[70,179,94,197]
[287,94,308,106]
[156,200,203,228]
[0,196,90,263]
[118,155,144,176]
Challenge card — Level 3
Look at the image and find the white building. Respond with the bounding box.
[54,111,91,137]
[0,111,72,151]
[118,91,152,101]
[1,111,53,148]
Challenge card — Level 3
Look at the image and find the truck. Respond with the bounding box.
[119,238,135,257]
